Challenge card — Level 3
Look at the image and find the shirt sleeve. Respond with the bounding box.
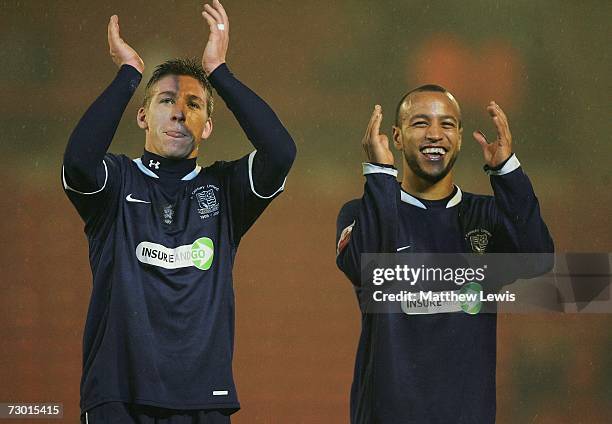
[62,65,141,233]
[221,153,285,245]
[335,163,400,286]
[206,64,296,243]
[488,154,555,276]
[207,64,296,199]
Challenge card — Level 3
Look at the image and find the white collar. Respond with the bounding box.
[400,186,462,209]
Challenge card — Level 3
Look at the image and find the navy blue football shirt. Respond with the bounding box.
[336,159,554,424]
[63,64,296,415]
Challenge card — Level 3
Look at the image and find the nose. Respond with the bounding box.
[171,102,186,122]
[425,123,443,142]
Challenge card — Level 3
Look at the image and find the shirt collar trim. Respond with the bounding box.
[132,158,201,180]
[400,185,463,209]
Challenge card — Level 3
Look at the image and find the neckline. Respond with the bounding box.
[135,150,201,181]
[400,185,462,209]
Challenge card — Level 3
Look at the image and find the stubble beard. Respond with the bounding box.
[405,150,458,183]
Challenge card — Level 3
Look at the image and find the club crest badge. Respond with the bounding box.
[191,185,220,220]
[196,189,218,212]
[162,204,175,225]
[466,229,492,254]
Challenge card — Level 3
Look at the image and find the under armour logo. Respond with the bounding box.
[149,160,160,169]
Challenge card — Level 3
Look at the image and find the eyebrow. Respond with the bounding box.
[409,114,458,123]
[156,91,205,103]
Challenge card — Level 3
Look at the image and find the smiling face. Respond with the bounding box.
[137,74,212,160]
[393,90,462,184]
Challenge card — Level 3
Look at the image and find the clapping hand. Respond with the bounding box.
[472,101,513,168]
[107,15,144,73]
[201,0,230,74]
[362,105,395,166]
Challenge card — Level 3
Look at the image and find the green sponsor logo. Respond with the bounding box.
[460,282,482,314]
[191,237,214,270]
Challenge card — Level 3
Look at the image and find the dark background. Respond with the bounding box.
[1,0,611,422]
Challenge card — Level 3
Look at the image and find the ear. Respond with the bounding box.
[457,125,463,151]
[137,107,148,130]
[392,126,402,150]
[201,117,213,140]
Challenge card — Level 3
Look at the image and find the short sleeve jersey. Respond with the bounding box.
[63,150,283,413]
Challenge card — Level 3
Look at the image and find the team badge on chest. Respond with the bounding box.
[161,204,175,225]
[466,229,492,254]
[191,185,220,220]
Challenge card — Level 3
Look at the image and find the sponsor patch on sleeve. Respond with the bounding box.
[337,221,356,256]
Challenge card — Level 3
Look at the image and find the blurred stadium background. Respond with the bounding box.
[1,0,610,422]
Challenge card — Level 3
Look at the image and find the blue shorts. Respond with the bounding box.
[81,403,232,424]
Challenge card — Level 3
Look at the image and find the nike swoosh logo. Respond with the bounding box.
[397,245,411,251]
[126,194,151,204]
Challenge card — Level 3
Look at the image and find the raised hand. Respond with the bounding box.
[472,101,513,168]
[362,105,394,166]
[107,15,144,73]
[201,0,229,74]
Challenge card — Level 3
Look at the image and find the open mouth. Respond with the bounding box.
[420,146,447,161]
